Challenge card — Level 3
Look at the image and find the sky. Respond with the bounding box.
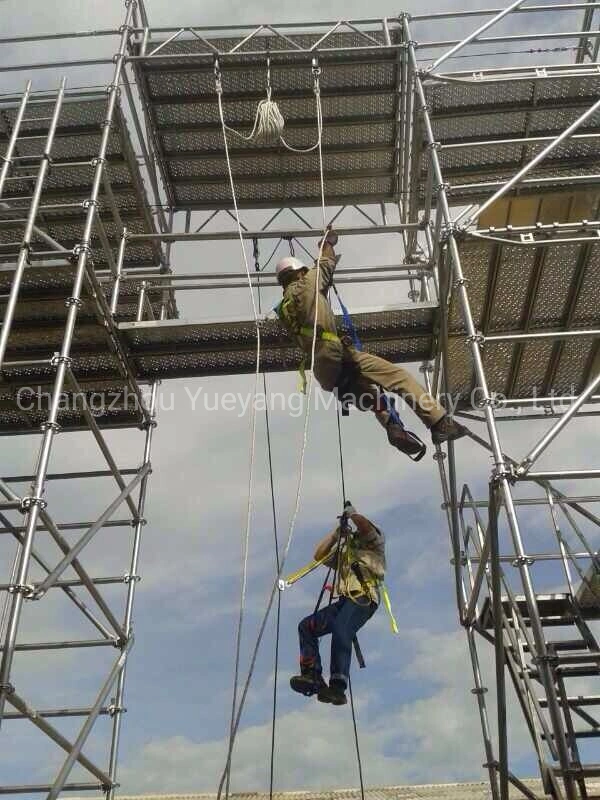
[1,0,600,797]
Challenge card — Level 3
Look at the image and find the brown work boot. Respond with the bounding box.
[317,678,348,706]
[386,423,427,461]
[290,669,327,698]
[430,415,467,445]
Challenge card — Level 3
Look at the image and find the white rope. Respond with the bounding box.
[216,61,327,799]
[221,63,322,153]
[216,69,263,800]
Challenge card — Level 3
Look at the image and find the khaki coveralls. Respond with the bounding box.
[278,255,445,428]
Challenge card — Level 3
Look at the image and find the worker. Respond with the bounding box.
[275,229,466,458]
[290,502,384,706]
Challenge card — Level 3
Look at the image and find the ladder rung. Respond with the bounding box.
[522,639,588,653]
[9,154,44,161]
[539,695,600,708]
[542,729,600,740]
[4,175,37,182]
[21,116,53,123]
[555,653,600,665]
[555,665,600,678]
[554,763,600,777]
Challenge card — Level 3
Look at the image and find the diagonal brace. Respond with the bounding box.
[7,691,113,787]
[48,637,133,800]
[517,369,600,475]
[33,465,150,599]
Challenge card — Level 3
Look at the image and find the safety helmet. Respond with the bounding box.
[275,256,307,283]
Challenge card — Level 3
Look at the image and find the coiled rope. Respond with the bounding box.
[222,56,323,153]
[215,57,327,799]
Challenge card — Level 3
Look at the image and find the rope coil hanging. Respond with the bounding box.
[218,55,323,152]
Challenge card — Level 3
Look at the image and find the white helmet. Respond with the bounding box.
[276,256,307,283]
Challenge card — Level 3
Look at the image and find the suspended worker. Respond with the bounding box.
[275,228,466,458]
[290,502,385,706]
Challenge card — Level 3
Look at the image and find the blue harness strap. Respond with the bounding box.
[332,283,362,351]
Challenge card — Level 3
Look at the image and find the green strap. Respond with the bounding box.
[299,326,340,343]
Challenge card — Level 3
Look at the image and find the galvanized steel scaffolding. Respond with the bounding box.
[0,0,600,797]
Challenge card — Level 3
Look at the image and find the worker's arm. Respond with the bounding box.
[344,502,383,547]
[316,229,339,292]
[313,527,340,561]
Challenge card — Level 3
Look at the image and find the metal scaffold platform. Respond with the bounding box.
[1,1,600,799]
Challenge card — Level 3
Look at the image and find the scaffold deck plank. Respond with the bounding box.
[0,95,162,269]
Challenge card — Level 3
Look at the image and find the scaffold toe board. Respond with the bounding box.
[131,30,403,209]
[0,95,162,269]
[426,73,600,203]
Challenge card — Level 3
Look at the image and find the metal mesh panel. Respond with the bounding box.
[488,247,536,331]
[530,243,580,328]
[573,244,600,326]
[553,337,596,394]
[512,340,555,398]
[481,341,514,397]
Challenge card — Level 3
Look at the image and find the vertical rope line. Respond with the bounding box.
[255,244,282,800]
[216,75,262,800]
[349,673,366,800]
[215,66,328,799]
[336,408,365,800]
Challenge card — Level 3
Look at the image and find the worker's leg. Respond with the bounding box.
[312,340,343,392]
[330,598,377,686]
[348,349,445,428]
[291,601,343,696]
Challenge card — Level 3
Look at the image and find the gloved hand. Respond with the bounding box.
[319,227,338,247]
[343,500,357,518]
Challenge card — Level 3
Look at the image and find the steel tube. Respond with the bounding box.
[3,706,111,720]
[0,82,31,198]
[427,0,527,72]
[48,639,132,800]
[127,223,420,242]
[489,484,509,800]
[107,379,159,799]
[518,470,600,481]
[518,370,600,475]
[0,783,102,794]
[0,639,116,652]
[462,94,600,228]
[0,78,66,371]
[7,691,112,786]
[465,526,491,624]
[110,229,127,315]
[485,329,600,343]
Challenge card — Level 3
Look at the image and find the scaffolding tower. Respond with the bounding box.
[0,1,599,798]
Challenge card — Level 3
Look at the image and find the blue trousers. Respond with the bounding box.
[298,596,377,687]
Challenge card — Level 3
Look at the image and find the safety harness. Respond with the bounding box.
[279,521,399,636]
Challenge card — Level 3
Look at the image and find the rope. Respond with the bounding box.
[334,406,365,800]
[216,71,263,800]
[254,242,281,800]
[215,58,327,800]
[220,58,323,154]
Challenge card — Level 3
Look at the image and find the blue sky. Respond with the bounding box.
[1,0,600,796]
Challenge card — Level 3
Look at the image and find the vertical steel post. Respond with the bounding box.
[489,482,509,800]
[0,81,31,199]
[110,228,127,315]
[106,379,159,800]
[403,17,576,799]
[0,78,66,371]
[0,2,135,726]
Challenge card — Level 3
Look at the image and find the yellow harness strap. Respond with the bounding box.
[284,547,399,635]
[380,583,399,634]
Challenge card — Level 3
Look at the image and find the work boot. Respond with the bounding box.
[386,423,427,461]
[430,415,467,445]
[317,678,348,706]
[290,669,327,698]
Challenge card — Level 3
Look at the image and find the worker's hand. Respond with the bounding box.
[319,227,338,248]
[343,500,357,517]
